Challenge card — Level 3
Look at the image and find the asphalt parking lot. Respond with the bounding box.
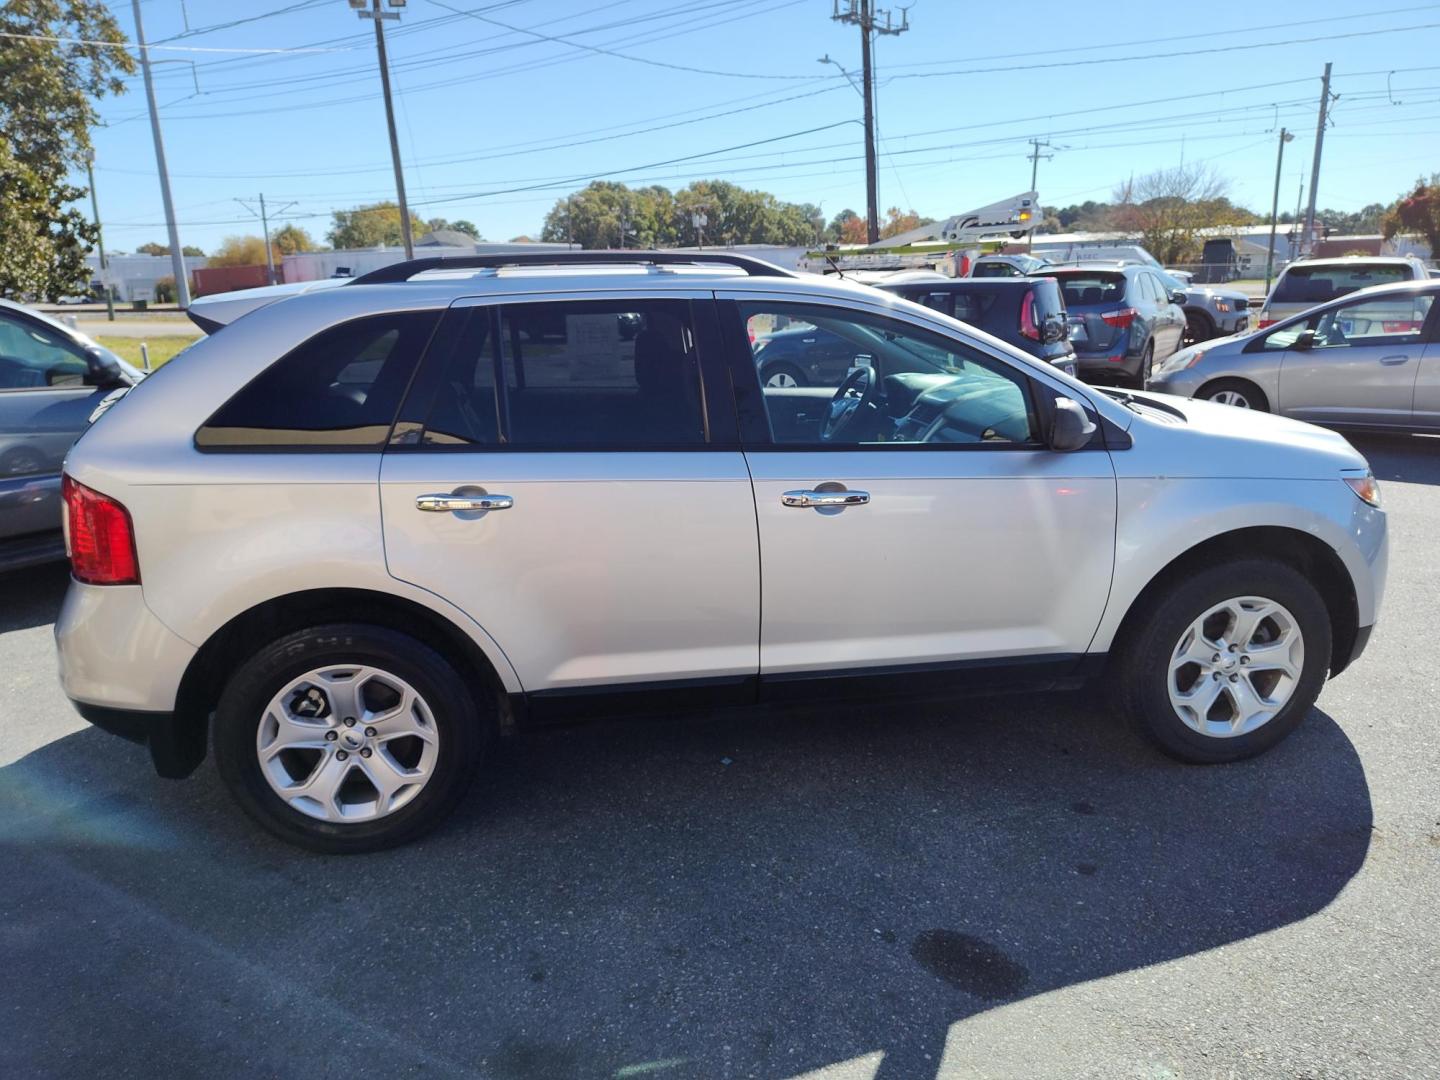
[3,433,1438,1080]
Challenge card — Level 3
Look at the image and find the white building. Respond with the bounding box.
[83,253,208,302]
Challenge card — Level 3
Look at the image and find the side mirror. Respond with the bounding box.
[1293,329,1317,351]
[1169,290,1187,305]
[1048,396,1097,452]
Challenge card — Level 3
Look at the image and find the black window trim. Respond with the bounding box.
[386,295,741,455]
[716,296,1098,453]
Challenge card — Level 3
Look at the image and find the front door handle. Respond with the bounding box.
[416,492,513,513]
[781,489,870,508]
[1379,354,1411,365]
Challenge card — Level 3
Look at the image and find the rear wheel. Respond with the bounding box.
[213,624,490,853]
[1114,559,1332,763]
[1136,343,1154,389]
[1198,378,1269,412]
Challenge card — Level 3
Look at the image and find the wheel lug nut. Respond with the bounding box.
[344,717,356,727]
[1229,674,1239,682]
[325,731,338,742]
[1212,672,1222,680]
[365,727,376,737]
[1240,656,1250,665]
[336,750,349,760]
[1211,653,1221,663]
[360,748,372,758]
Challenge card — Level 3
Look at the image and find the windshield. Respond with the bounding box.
[1272,264,1411,304]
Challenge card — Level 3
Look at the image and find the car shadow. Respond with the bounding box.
[1344,431,1440,486]
[0,559,69,632]
[0,687,1371,1080]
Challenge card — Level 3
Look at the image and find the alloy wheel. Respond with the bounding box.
[256,664,440,822]
[1167,596,1304,738]
[1210,389,1251,408]
[764,369,799,388]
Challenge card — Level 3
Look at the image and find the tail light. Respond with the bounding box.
[63,474,139,585]
[1257,317,1277,329]
[1019,289,1040,340]
[1100,307,1137,329]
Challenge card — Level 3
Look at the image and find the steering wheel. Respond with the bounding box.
[821,363,880,442]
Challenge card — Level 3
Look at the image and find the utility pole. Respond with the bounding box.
[131,0,190,309]
[1264,128,1295,294]
[1026,139,1054,252]
[831,0,909,244]
[236,194,297,285]
[82,151,115,321]
[1302,62,1335,257]
[354,0,414,259]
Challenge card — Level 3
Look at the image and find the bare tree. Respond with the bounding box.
[1112,165,1235,265]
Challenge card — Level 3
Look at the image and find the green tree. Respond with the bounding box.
[328,201,426,250]
[136,241,205,256]
[0,0,135,299]
[827,208,866,244]
[424,216,482,240]
[271,223,314,255]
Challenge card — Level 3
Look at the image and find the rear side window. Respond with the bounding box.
[972,261,1019,278]
[196,311,437,450]
[417,300,706,449]
[1272,265,1411,304]
[1052,273,1126,308]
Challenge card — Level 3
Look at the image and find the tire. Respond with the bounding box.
[1198,378,1269,412]
[1113,559,1332,764]
[213,624,491,853]
[1134,343,1154,389]
[1183,309,1214,348]
[760,361,806,389]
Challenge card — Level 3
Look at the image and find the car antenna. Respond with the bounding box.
[822,245,847,279]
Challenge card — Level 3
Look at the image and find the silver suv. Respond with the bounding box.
[55,253,1388,852]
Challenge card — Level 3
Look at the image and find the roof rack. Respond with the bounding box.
[347,250,797,285]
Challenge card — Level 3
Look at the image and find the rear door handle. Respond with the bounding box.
[416,492,513,512]
[1379,354,1411,365]
[781,489,870,508]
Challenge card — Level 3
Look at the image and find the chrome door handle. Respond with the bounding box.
[781,489,870,508]
[416,492,513,512]
[1379,354,1410,365]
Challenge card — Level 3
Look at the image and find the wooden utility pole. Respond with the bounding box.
[1302,62,1334,256]
[831,1,909,244]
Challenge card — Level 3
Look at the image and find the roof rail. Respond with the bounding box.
[347,249,797,285]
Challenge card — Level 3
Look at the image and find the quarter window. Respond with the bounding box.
[1259,294,1434,351]
[197,311,437,449]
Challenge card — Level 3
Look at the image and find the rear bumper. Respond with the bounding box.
[1075,350,1140,379]
[56,580,203,777]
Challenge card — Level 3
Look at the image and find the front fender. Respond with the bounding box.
[1089,476,1387,653]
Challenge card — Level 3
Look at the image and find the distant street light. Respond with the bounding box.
[1265,128,1297,294]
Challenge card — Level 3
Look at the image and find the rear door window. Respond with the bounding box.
[196,311,437,449]
[414,300,706,449]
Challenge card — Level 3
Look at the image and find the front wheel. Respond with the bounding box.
[1198,378,1269,412]
[213,624,490,853]
[1113,559,1332,763]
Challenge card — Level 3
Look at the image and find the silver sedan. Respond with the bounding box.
[1148,280,1440,431]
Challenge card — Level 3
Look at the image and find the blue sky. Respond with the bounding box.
[86,0,1440,253]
